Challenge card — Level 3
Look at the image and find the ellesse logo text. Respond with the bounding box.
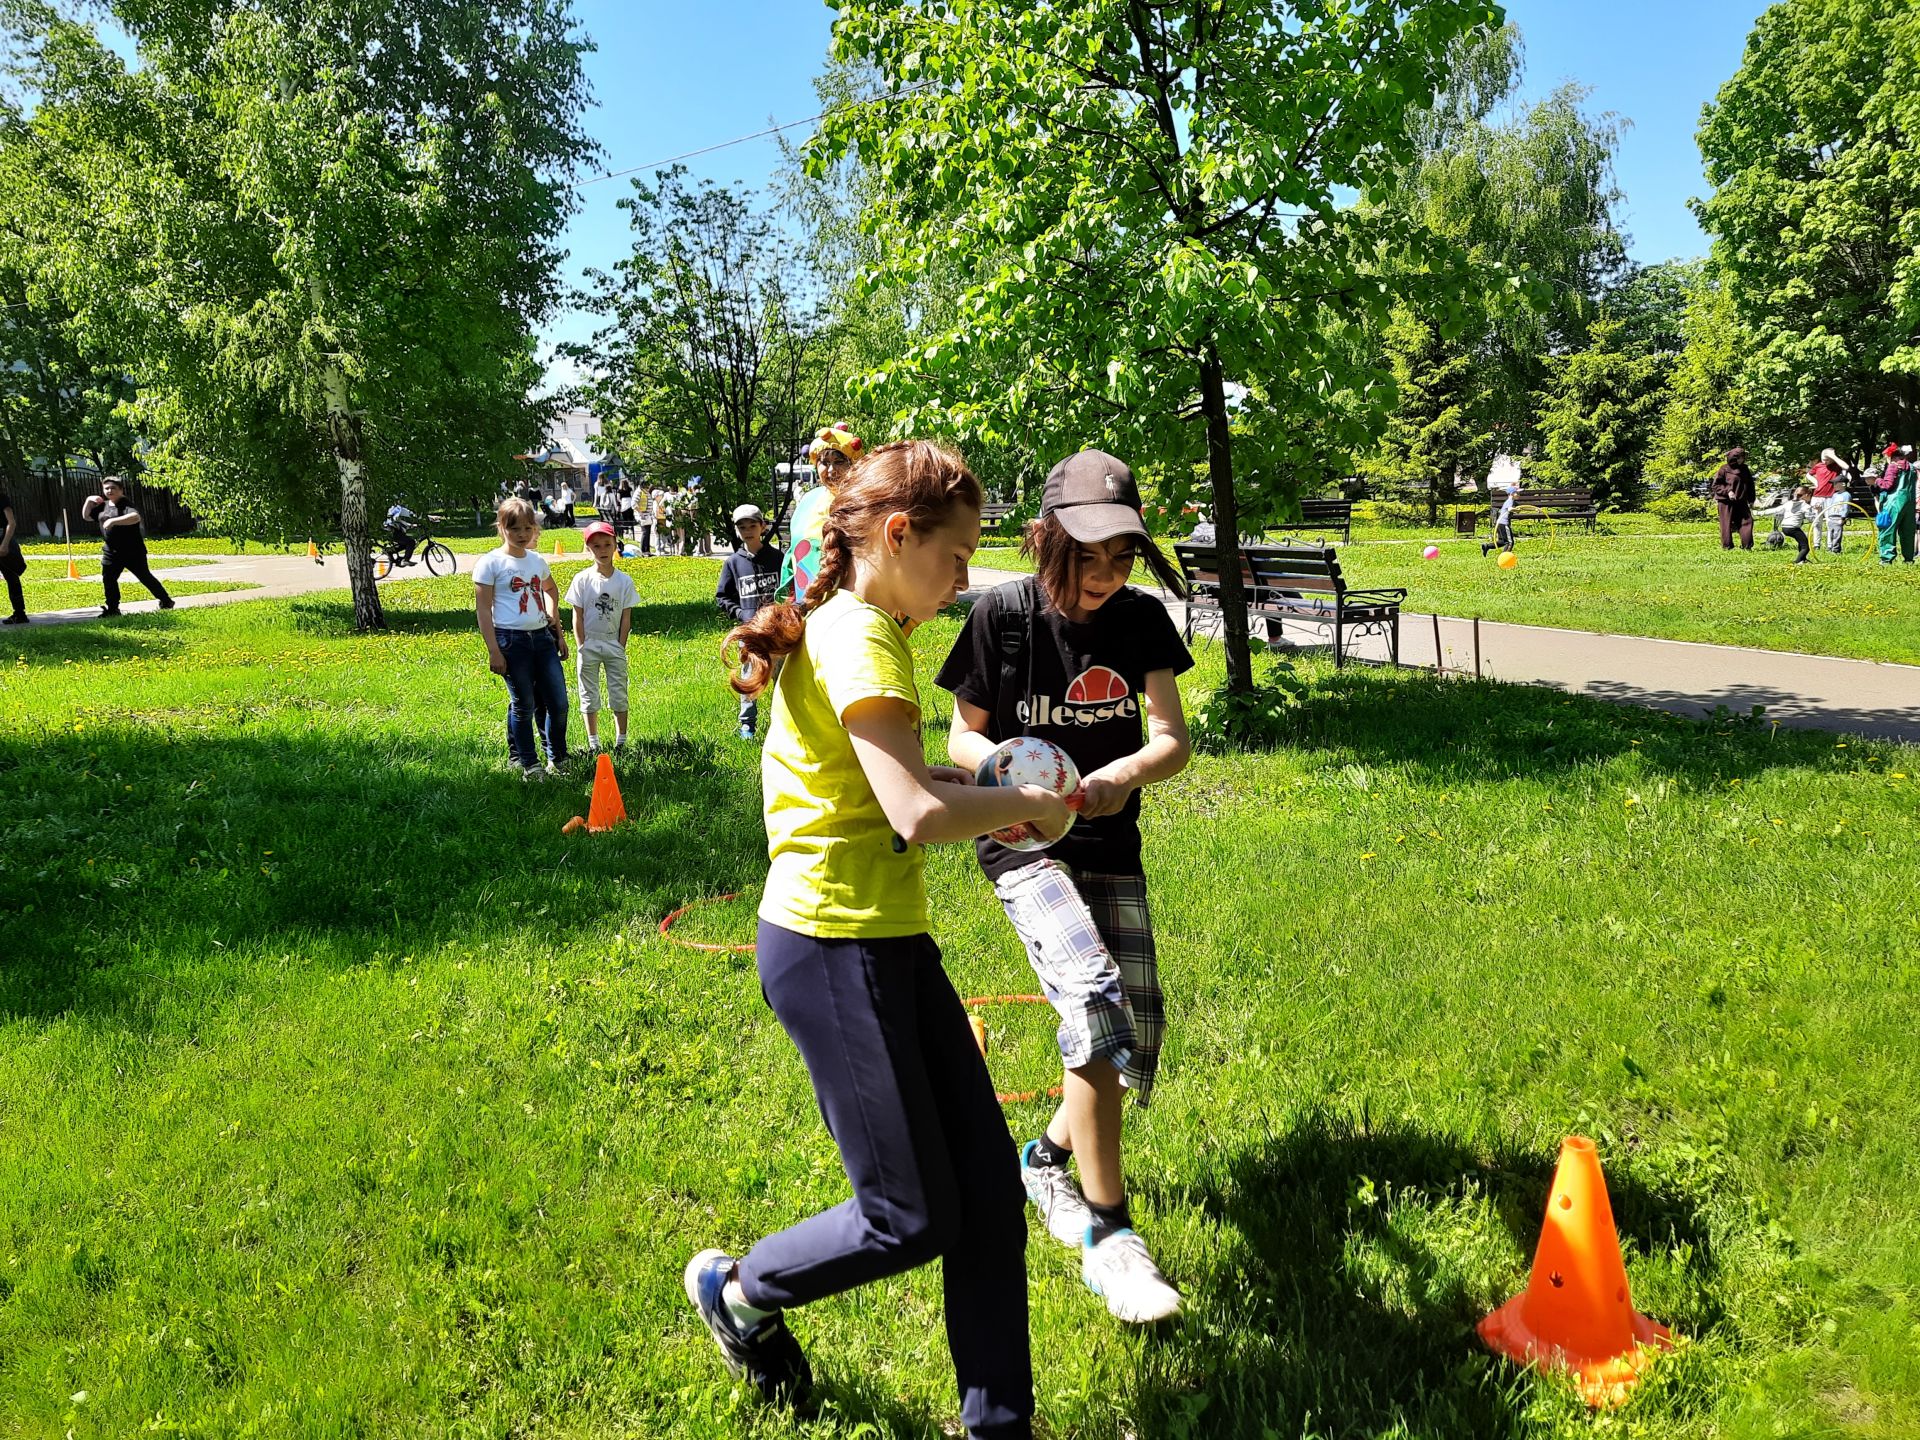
[1017,693,1140,727]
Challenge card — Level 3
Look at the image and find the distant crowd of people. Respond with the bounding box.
[1711,443,1916,563]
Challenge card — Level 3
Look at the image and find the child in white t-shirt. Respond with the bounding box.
[565,521,638,751]
[474,497,571,779]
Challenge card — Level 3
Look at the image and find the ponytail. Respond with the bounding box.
[722,439,981,699]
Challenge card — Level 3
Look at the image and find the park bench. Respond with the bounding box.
[1173,541,1407,667]
[980,500,1019,534]
[1271,497,1354,544]
[1489,486,1598,531]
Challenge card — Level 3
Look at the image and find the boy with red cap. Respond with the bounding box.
[566,521,638,750]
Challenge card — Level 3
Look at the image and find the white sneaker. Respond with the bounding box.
[522,764,548,783]
[1081,1228,1182,1323]
[612,734,627,751]
[1020,1140,1093,1249]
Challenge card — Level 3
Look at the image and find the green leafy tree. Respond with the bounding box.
[1646,270,1757,493]
[0,261,140,497]
[1695,0,1920,459]
[1532,317,1668,508]
[0,0,590,628]
[576,169,841,537]
[1380,307,1485,521]
[812,0,1503,696]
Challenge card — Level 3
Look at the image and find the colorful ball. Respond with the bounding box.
[1497,551,1519,569]
[974,736,1081,852]
[1422,545,1440,560]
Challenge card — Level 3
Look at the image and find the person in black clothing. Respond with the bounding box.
[82,476,174,615]
[715,503,785,739]
[1,486,26,623]
[934,449,1195,1325]
[1711,447,1757,550]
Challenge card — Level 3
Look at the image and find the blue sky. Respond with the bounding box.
[543,0,1765,384]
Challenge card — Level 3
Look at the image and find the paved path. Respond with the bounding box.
[960,567,1920,744]
[17,552,1920,744]
[20,550,366,624]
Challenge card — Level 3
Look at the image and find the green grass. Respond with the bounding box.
[2,564,1915,1438]
[977,524,1920,664]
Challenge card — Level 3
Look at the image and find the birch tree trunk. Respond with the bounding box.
[323,360,384,631]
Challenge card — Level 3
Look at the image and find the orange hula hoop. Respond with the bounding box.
[658,897,1064,1103]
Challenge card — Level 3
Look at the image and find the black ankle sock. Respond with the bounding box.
[1087,1198,1132,1240]
[1029,1134,1072,1169]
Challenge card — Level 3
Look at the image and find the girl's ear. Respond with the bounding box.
[884,512,910,556]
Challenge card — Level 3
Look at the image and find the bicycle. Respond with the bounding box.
[372,530,457,580]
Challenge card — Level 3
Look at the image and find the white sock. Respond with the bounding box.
[722,1276,774,1328]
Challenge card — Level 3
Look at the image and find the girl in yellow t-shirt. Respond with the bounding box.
[683,440,1065,1440]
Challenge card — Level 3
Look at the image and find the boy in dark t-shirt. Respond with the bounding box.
[936,449,1194,1325]
[0,487,26,623]
[716,503,785,740]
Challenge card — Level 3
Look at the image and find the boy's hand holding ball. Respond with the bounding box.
[1076,766,1135,819]
[81,495,104,519]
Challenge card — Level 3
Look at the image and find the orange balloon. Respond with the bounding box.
[1497,551,1519,569]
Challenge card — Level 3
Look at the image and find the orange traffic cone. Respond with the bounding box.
[1479,1136,1672,1405]
[969,1014,988,1057]
[307,540,319,561]
[67,558,81,580]
[586,753,627,832]
[552,536,564,557]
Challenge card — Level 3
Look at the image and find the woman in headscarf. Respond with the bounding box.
[1711,447,1756,550]
[780,424,865,604]
[1875,443,1916,564]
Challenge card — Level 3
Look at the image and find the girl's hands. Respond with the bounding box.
[928,765,974,786]
[1021,785,1072,841]
[487,648,508,677]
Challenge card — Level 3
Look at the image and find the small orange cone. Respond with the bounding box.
[67,558,82,580]
[969,1014,988,1056]
[586,753,627,831]
[307,540,320,561]
[552,537,564,557]
[1479,1136,1672,1405]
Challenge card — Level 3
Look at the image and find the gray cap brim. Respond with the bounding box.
[1054,502,1149,543]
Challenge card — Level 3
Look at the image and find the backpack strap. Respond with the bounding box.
[993,577,1035,738]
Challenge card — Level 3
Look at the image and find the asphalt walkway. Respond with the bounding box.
[14,551,1920,744]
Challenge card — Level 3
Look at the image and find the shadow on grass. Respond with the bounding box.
[1250,659,1880,784]
[0,725,765,1027]
[1130,1107,1722,1438]
[3,612,192,661]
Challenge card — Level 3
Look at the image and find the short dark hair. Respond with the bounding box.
[1020,512,1185,613]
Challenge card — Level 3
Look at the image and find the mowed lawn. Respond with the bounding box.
[1,562,1915,1439]
[978,519,1920,665]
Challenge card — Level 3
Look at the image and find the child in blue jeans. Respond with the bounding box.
[474,497,570,779]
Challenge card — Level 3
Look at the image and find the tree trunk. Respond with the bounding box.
[1200,345,1254,697]
[323,361,384,631]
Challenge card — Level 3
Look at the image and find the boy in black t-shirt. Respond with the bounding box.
[936,449,1194,1325]
[0,487,26,623]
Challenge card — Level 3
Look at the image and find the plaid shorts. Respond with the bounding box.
[993,859,1165,1107]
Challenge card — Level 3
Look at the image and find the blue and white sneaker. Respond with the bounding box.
[1020,1140,1093,1249]
[682,1249,812,1406]
[1081,1227,1183,1324]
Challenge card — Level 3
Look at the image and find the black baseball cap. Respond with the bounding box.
[1040,450,1147,543]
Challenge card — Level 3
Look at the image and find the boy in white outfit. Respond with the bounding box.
[565,521,638,750]
[1823,477,1851,554]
